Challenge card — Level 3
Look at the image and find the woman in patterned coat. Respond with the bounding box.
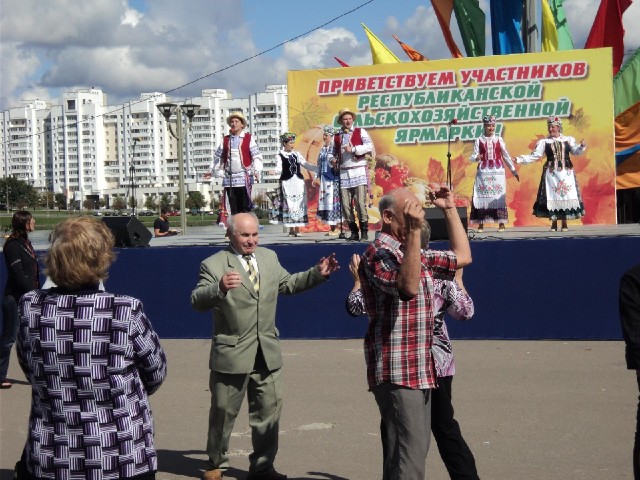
[15,216,167,480]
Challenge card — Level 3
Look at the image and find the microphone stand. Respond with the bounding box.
[337,131,346,239]
[446,120,454,190]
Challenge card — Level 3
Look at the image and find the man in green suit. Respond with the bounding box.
[191,212,339,480]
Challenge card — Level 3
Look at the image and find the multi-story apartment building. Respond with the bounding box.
[0,84,288,211]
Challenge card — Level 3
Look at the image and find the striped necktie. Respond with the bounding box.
[242,255,259,292]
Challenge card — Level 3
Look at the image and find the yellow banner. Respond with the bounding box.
[288,48,616,227]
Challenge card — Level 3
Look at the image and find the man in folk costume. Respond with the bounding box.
[469,115,519,233]
[333,107,374,241]
[209,111,263,225]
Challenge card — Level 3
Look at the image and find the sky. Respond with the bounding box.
[1,0,639,111]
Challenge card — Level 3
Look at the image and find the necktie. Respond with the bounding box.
[243,255,259,292]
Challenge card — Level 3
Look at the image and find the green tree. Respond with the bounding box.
[112,196,127,210]
[83,199,95,210]
[0,177,39,209]
[54,193,67,210]
[39,191,55,210]
[144,195,158,211]
[160,193,172,210]
[186,191,207,211]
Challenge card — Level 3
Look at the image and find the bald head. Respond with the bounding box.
[228,213,260,254]
[379,188,425,242]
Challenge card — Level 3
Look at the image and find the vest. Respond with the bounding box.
[279,153,303,181]
[221,133,253,170]
[333,128,366,161]
[479,137,504,169]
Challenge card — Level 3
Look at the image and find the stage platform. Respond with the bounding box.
[5,222,640,341]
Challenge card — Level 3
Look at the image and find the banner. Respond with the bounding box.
[287,48,616,227]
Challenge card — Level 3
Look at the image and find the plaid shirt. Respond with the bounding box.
[360,232,456,390]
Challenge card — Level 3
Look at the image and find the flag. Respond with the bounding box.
[614,48,640,116]
[334,56,350,67]
[523,0,540,52]
[431,0,464,58]
[361,23,401,64]
[584,0,633,75]
[615,101,640,189]
[548,0,575,50]
[489,0,525,55]
[393,35,428,61]
[452,0,486,57]
[541,0,559,51]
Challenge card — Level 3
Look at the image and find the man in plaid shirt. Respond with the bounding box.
[359,185,471,480]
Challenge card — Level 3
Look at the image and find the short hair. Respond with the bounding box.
[161,206,171,215]
[227,212,259,235]
[6,210,32,241]
[378,192,396,215]
[420,221,431,249]
[45,216,116,289]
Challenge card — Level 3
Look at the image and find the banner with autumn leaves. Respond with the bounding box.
[287,48,616,232]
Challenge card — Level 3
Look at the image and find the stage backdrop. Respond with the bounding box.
[288,48,616,229]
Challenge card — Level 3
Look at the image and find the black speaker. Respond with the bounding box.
[424,207,468,241]
[102,216,152,248]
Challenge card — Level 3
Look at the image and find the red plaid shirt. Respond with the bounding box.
[360,232,457,390]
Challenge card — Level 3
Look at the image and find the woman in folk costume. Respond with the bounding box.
[275,132,317,237]
[314,125,341,236]
[469,115,519,233]
[516,116,586,231]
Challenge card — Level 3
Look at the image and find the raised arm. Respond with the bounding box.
[429,184,471,268]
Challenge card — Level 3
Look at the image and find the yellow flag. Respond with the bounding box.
[362,23,400,64]
[541,0,559,52]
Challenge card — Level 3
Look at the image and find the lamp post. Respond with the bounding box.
[129,137,140,216]
[156,102,200,233]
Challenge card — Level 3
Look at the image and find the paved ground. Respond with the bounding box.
[0,339,636,479]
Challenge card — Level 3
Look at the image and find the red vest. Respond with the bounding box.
[221,133,253,169]
[333,128,366,161]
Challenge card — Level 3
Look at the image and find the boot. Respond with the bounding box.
[360,227,369,241]
[347,222,360,241]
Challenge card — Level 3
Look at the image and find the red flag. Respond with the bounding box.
[431,0,464,58]
[393,35,429,61]
[584,0,633,75]
[334,56,350,67]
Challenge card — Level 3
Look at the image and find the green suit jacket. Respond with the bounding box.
[191,246,327,374]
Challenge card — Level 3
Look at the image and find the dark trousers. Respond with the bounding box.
[226,186,252,215]
[0,295,19,381]
[432,375,480,480]
[635,374,640,480]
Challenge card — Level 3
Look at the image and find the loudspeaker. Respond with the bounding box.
[102,216,152,248]
[424,207,468,241]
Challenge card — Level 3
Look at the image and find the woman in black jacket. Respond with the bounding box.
[1,211,39,388]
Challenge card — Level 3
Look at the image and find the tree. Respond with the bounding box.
[0,177,39,209]
[160,193,172,210]
[144,195,158,211]
[83,199,95,210]
[39,191,55,210]
[54,193,67,210]
[112,196,127,210]
[186,191,207,211]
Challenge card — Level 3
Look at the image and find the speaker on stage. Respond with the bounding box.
[424,207,468,241]
[102,216,152,248]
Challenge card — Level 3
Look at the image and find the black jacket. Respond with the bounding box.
[620,264,640,369]
[3,237,40,298]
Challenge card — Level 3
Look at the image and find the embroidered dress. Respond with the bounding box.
[276,150,316,227]
[316,144,341,225]
[518,136,586,220]
[469,134,517,224]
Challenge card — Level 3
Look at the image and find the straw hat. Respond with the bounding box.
[337,107,356,121]
[226,111,247,127]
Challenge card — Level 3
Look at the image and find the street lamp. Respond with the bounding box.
[129,137,141,216]
[156,102,200,233]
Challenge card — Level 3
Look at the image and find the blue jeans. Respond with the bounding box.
[0,295,19,381]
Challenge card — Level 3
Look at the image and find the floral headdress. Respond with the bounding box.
[547,116,562,127]
[482,115,496,125]
[280,132,296,144]
[323,125,336,135]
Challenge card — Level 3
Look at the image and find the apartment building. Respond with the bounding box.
[0,84,288,211]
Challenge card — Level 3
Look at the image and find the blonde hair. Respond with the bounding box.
[45,216,116,289]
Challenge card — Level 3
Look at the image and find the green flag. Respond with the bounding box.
[453,0,486,57]
[614,48,640,117]
[548,0,574,50]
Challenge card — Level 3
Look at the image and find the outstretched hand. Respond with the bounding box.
[427,183,455,210]
[317,253,340,277]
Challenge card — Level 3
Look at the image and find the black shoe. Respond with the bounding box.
[360,230,369,241]
[347,232,360,241]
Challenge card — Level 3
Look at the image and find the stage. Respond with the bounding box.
[4,222,640,340]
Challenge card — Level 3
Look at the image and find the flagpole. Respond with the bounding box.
[446,119,457,190]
